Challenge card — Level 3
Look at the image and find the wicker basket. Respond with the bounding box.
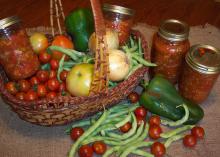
[0,1,150,126]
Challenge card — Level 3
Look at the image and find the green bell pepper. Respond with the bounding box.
[65,8,94,52]
[139,75,204,124]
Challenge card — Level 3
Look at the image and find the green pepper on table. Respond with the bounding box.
[65,8,94,52]
[139,75,204,125]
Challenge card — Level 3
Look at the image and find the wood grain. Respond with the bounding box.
[0,0,220,28]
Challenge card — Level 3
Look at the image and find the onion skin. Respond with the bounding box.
[108,49,130,81]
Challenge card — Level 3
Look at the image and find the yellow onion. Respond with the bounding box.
[108,49,130,81]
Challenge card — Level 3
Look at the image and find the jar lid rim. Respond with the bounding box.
[0,16,20,29]
[102,4,135,16]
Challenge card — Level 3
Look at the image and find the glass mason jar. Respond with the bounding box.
[103,4,135,45]
[178,44,220,104]
[0,16,39,80]
[151,19,190,84]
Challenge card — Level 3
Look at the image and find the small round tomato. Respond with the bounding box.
[149,124,162,140]
[49,70,57,79]
[128,92,139,103]
[30,32,49,53]
[29,76,40,86]
[18,79,31,92]
[50,59,59,70]
[78,145,93,157]
[15,92,25,100]
[60,70,68,81]
[25,90,38,101]
[46,91,57,99]
[183,134,197,148]
[36,70,49,83]
[92,141,107,155]
[191,126,205,139]
[5,82,18,95]
[39,51,51,63]
[134,106,147,118]
[70,127,84,141]
[51,35,74,60]
[151,142,166,157]
[136,116,146,127]
[47,78,60,91]
[37,84,48,98]
[120,122,132,133]
[149,115,161,126]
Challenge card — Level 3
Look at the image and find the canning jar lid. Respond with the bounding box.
[0,16,20,29]
[158,19,189,41]
[186,44,220,74]
[103,4,135,16]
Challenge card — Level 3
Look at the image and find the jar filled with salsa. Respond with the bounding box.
[0,16,39,80]
[179,44,220,104]
[151,19,190,84]
[103,4,135,45]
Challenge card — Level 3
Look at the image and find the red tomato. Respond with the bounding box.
[183,134,197,147]
[37,84,48,98]
[18,79,31,92]
[51,35,74,60]
[39,51,51,63]
[136,116,146,127]
[70,127,84,141]
[78,145,93,157]
[49,70,57,79]
[50,59,59,70]
[46,91,57,99]
[29,76,40,86]
[149,124,162,140]
[25,90,38,101]
[5,82,18,95]
[92,141,107,155]
[134,106,147,118]
[36,70,49,83]
[60,70,68,81]
[30,32,49,53]
[151,142,166,157]
[120,122,132,133]
[59,82,66,93]
[15,92,25,100]
[128,92,139,103]
[149,115,161,126]
[191,126,205,139]
[47,78,60,91]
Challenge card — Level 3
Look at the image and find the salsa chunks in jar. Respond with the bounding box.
[103,4,135,45]
[179,44,220,104]
[0,16,39,80]
[151,19,190,84]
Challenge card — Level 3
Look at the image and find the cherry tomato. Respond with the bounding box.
[92,141,107,155]
[183,134,197,148]
[5,82,18,95]
[30,32,49,53]
[51,35,74,60]
[36,70,49,83]
[17,79,31,92]
[15,92,25,100]
[60,70,68,81]
[70,127,84,141]
[59,82,66,92]
[49,70,57,79]
[25,90,38,101]
[37,84,48,98]
[46,91,57,99]
[151,142,166,157]
[136,116,146,127]
[50,59,59,70]
[120,122,132,133]
[78,145,93,157]
[47,78,60,91]
[128,92,139,103]
[29,76,40,86]
[191,126,205,139]
[149,124,162,140]
[134,106,147,118]
[39,51,51,63]
[149,115,161,126]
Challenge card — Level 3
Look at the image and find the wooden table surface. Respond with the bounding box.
[0,0,220,28]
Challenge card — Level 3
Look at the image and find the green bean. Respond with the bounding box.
[115,112,131,128]
[132,53,157,67]
[108,102,138,113]
[164,133,185,148]
[138,37,143,56]
[103,146,120,157]
[91,123,117,136]
[57,55,65,82]
[130,36,135,47]
[132,149,154,157]
[161,104,189,127]
[160,125,195,138]
[65,120,91,134]
[63,61,77,67]
[109,104,139,118]
[68,110,108,157]
[81,135,119,145]
[63,67,71,71]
